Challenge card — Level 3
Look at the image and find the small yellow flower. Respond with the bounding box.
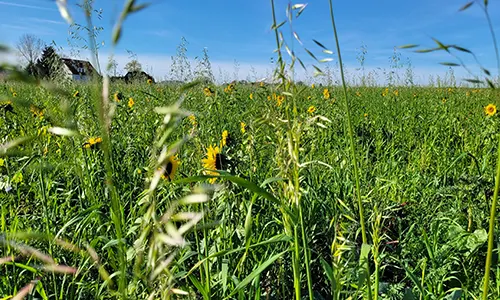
[442,98,447,104]
[307,106,316,114]
[364,113,368,118]
[12,172,23,183]
[73,91,80,98]
[356,91,361,97]
[307,96,312,100]
[240,122,246,134]
[466,91,471,97]
[83,136,103,149]
[267,95,271,101]
[147,79,153,85]
[323,88,330,100]
[260,82,264,87]
[249,93,253,100]
[393,89,399,97]
[188,114,197,126]
[128,97,135,109]
[0,158,4,167]
[12,92,17,97]
[485,104,497,116]
[276,95,285,107]
[382,88,389,97]
[311,83,315,89]
[221,130,229,147]
[137,169,142,174]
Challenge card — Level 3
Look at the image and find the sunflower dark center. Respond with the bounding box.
[215,154,223,170]
[165,161,173,177]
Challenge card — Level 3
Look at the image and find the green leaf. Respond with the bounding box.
[458,1,474,11]
[129,3,150,13]
[228,250,287,298]
[320,258,334,291]
[271,20,286,30]
[222,259,229,294]
[304,48,319,62]
[464,78,483,84]
[414,47,441,53]
[313,39,329,51]
[189,275,210,300]
[403,264,425,296]
[450,45,472,53]
[431,37,450,52]
[481,67,491,76]
[398,44,420,49]
[486,78,495,89]
[439,62,460,67]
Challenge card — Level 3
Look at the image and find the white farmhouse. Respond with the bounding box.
[61,58,98,81]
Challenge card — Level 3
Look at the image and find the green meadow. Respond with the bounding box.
[2,0,500,299]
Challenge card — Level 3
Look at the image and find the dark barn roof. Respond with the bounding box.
[61,58,97,76]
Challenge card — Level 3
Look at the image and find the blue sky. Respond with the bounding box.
[1,0,499,84]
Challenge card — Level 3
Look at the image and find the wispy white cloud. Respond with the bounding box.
[24,17,66,25]
[0,0,55,11]
[0,23,56,36]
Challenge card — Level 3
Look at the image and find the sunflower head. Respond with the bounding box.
[485,104,497,116]
[73,91,80,98]
[323,88,330,99]
[204,87,214,97]
[128,97,135,109]
[202,145,223,183]
[308,106,316,114]
[160,155,179,181]
[249,93,253,100]
[147,78,153,85]
[114,92,123,102]
[276,95,285,107]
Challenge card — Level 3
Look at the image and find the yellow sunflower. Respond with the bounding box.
[160,155,179,181]
[204,87,214,97]
[128,97,135,109]
[221,130,229,147]
[202,145,221,183]
[249,93,253,100]
[323,88,330,100]
[240,122,246,134]
[485,104,497,116]
[308,106,316,114]
[114,92,123,102]
[83,136,103,149]
[311,83,315,89]
[73,91,80,98]
[276,95,285,107]
[147,78,153,85]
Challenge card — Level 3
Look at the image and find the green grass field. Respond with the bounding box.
[2,0,500,299]
[1,80,499,299]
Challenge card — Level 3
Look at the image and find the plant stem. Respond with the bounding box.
[327,1,371,299]
[482,132,500,299]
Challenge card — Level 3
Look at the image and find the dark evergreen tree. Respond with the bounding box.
[35,46,63,79]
